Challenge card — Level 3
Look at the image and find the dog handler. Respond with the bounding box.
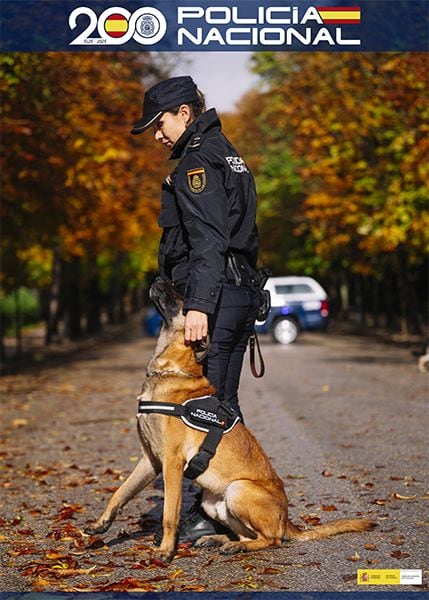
[131,75,261,543]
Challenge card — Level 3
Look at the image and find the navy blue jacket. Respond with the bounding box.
[158,109,259,315]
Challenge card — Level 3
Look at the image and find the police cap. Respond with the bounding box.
[131,76,198,135]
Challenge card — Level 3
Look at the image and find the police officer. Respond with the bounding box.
[131,75,261,542]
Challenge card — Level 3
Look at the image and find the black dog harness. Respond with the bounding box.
[137,396,240,479]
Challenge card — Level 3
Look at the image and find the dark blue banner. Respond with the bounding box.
[1,0,428,52]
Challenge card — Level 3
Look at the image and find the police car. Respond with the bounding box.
[255,276,329,344]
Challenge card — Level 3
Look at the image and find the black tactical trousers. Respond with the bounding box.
[204,282,260,421]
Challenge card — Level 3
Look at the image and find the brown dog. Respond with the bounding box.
[85,278,375,562]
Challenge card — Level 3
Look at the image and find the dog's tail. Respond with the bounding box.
[285,518,376,541]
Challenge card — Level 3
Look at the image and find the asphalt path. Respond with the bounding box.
[0,326,427,592]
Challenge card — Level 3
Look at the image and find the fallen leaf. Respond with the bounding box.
[367,558,380,565]
[390,536,405,546]
[46,550,66,560]
[261,567,282,574]
[391,551,411,559]
[8,545,39,556]
[342,574,355,582]
[51,557,79,570]
[170,569,184,579]
[100,577,157,592]
[175,547,198,558]
[286,474,306,479]
[346,552,361,562]
[149,557,169,568]
[321,504,338,512]
[17,528,34,536]
[364,544,378,551]
[53,504,84,521]
[373,499,387,505]
[392,493,416,500]
[180,584,208,591]
[301,514,321,526]
[12,418,28,427]
[31,577,52,589]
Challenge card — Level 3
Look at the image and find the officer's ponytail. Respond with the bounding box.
[191,89,206,117]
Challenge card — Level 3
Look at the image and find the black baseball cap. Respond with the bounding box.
[131,76,199,135]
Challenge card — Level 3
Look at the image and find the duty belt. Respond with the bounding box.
[137,396,241,479]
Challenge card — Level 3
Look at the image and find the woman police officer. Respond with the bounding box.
[131,75,261,543]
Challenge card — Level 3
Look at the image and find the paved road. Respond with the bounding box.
[0,327,427,592]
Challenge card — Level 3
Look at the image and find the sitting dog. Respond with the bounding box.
[85,277,375,562]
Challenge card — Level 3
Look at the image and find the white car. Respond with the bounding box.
[255,276,329,344]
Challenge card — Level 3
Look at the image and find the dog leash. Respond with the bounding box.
[249,329,265,378]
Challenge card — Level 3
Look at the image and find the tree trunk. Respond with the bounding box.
[399,250,422,335]
[14,289,23,358]
[396,260,409,336]
[106,253,125,324]
[355,275,366,332]
[371,277,380,328]
[384,272,398,331]
[66,257,82,340]
[45,250,62,345]
[339,272,350,320]
[130,286,140,313]
[119,284,127,323]
[86,272,102,335]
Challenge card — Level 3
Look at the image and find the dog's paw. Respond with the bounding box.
[152,548,175,564]
[219,541,245,555]
[84,522,110,536]
[195,534,229,548]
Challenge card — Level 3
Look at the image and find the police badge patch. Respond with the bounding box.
[187,167,206,193]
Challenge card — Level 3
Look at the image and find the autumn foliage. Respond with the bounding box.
[224,53,428,332]
[1,52,170,346]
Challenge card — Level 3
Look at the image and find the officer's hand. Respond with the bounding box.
[184,310,208,342]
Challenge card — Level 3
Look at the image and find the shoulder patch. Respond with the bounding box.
[187,167,206,193]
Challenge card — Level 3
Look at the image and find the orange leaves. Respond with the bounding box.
[53,503,85,522]
[249,52,429,273]
[2,52,166,289]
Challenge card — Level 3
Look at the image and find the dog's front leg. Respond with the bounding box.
[85,454,157,535]
[155,455,185,563]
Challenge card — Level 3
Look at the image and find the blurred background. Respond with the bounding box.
[1,51,428,360]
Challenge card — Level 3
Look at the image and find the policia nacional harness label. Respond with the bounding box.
[186,167,206,193]
[137,396,240,479]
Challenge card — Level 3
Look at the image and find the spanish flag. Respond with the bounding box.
[317,6,361,24]
[104,14,129,38]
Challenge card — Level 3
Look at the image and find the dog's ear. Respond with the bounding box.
[193,333,210,364]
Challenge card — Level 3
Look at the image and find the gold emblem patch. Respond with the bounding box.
[187,167,206,193]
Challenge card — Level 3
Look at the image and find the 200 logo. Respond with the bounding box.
[69,6,167,46]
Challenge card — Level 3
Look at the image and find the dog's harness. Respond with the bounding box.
[137,396,241,479]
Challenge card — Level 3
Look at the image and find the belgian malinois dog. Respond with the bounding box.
[85,277,375,562]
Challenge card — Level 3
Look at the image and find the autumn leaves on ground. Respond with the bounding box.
[1,325,427,592]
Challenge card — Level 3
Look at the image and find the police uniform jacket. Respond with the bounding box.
[158,108,259,315]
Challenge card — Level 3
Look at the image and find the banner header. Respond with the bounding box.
[1,0,428,52]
